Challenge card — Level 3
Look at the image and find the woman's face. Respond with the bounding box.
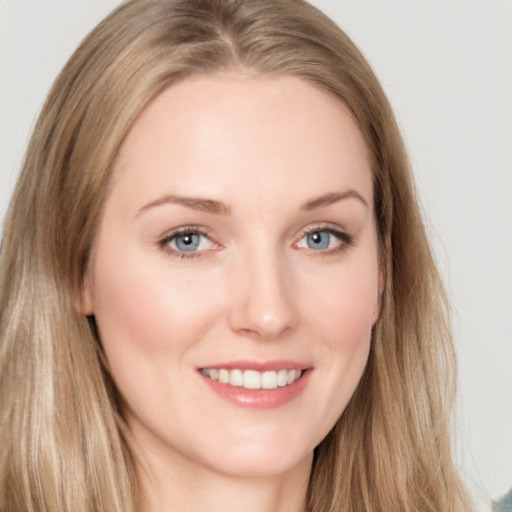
[83,74,381,478]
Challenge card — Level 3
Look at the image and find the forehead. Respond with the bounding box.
[111,73,373,210]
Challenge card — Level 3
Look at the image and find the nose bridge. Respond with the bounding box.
[228,239,297,339]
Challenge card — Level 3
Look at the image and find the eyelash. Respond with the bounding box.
[157,224,354,260]
[294,224,354,257]
[157,225,215,260]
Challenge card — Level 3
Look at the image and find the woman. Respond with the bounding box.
[0,0,474,511]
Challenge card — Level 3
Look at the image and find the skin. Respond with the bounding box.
[82,73,382,512]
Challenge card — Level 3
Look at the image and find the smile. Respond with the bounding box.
[200,368,303,390]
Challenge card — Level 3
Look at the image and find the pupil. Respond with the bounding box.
[307,231,329,250]
[176,233,200,251]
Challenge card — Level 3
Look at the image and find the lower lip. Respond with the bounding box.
[199,370,311,409]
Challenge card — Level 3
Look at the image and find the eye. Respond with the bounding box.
[304,231,333,250]
[295,227,353,253]
[158,227,217,258]
[170,233,209,252]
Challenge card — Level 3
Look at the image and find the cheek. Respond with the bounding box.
[91,253,220,355]
[305,258,379,345]
[301,255,378,418]
[312,276,375,381]
[88,252,224,418]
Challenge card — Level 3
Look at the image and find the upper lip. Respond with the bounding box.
[198,360,311,372]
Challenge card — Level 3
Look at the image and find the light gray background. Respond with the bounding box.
[1,1,511,509]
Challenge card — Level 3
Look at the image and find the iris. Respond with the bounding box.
[307,231,331,250]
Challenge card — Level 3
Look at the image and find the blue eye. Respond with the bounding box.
[161,229,215,255]
[306,231,331,250]
[296,228,352,253]
[173,233,201,252]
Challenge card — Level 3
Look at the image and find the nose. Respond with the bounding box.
[228,249,297,340]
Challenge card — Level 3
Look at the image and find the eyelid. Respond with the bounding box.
[295,222,351,240]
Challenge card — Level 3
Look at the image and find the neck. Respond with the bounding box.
[136,442,312,512]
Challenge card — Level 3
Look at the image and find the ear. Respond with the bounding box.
[372,259,387,326]
[379,259,387,299]
[74,272,94,316]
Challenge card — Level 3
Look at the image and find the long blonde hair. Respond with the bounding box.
[0,1,473,510]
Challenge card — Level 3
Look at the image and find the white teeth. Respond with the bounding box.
[261,371,277,389]
[244,370,261,389]
[277,369,288,387]
[229,369,243,387]
[201,368,303,390]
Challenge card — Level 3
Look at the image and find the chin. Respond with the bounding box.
[203,448,313,479]
[191,429,316,479]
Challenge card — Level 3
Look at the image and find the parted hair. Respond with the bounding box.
[0,1,473,511]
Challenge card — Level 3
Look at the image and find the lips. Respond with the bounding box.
[198,361,311,409]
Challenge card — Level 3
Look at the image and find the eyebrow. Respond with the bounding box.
[136,189,368,217]
[137,195,230,216]
[300,190,369,210]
